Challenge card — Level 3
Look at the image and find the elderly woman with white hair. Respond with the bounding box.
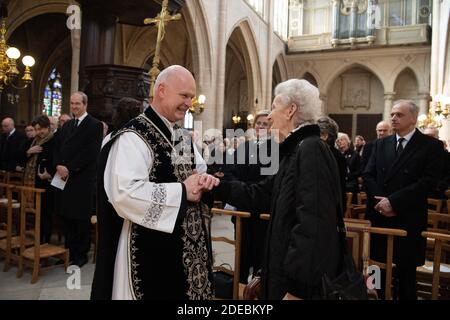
[217,79,343,299]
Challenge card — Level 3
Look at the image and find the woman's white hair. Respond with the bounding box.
[274,79,321,126]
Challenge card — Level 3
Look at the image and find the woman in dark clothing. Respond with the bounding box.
[336,133,361,199]
[23,115,55,243]
[217,79,343,300]
[317,116,347,217]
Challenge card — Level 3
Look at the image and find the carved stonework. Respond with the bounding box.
[341,73,371,110]
[340,0,368,15]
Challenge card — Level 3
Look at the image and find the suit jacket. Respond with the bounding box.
[360,140,374,173]
[0,130,27,171]
[363,130,443,266]
[53,114,103,220]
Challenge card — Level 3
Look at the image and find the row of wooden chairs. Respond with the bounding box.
[210,205,450,300]
[0,183,69,283]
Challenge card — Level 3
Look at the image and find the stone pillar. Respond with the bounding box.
[78,5,117,89]
[212,0,227,130]
[418,93,431,116]
[430,0,441,96]
[319,94,327,116]
[70,28,81,94]
[384,92,395,120]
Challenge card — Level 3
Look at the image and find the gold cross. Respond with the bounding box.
[144,0,181,99]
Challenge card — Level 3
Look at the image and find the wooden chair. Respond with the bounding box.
[368,227,407,300]
[417,231,450,300]
[428,198,443,214]
[350,205,366,220]
[426,212,450,262]
[210,208,250,300]
[357,192,367,206]
[16,185,69,283]
[344,192,353,218]
[342,220,407,300]
[0,183,28,271]
[344,218,371,271]
[6,171,24,186]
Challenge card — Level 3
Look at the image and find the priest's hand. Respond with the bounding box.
[198,173,220,191]
[183,173,202,202]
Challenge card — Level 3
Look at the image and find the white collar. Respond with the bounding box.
[150,106,175,134]
[9,128,15,136]
[396,128,416,142]
[75,112,88,124]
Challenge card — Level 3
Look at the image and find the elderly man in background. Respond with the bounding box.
[0,117,27,171]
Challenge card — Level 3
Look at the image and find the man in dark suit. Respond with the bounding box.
[360,121,391,172]
[54,92,103,267]
[0,117,27,171]
[364,100,444,300]
[227,110,272,283]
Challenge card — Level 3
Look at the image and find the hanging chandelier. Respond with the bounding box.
[189,94,206,114]
[0,3,35,94]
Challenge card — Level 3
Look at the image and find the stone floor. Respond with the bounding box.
[0,214,235,300]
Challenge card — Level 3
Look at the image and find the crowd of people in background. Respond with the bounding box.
[1,72,450,300]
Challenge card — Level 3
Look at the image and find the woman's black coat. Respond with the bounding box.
[218,125,343,299]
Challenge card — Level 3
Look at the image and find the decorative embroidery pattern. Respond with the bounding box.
[130,223,143,300]
[141,184,166,228]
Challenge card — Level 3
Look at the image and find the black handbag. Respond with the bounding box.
[321,206,368,300]
[321,252,368,300]
[213,264,233,299]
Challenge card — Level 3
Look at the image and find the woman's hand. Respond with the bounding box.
[38,168,52,181]
[27,145,42,156]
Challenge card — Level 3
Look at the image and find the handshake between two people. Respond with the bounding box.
[183,170,220,202]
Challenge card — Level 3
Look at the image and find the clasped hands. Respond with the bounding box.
[374,196,396,217]
[183,170,220,202]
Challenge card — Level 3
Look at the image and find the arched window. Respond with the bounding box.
[42,68,62,117]
[184,110,193,130]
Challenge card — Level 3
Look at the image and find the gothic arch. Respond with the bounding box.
[226,19,263,113]
[390,65,425,93]
[6,1,69,38]
[301,72,319,88]
[393,68,419,101]
[183,0,213,86]
[273,53,288,83]
[323,62,386,94]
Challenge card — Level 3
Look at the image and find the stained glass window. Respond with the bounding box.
[42,68,62,117]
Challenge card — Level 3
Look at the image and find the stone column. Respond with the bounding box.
[418,92,431,116]
[319,94,328,116]
[212,0,227,130]
[384,92,395,120]
[430,0,441,96]
[70,28,81,94]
